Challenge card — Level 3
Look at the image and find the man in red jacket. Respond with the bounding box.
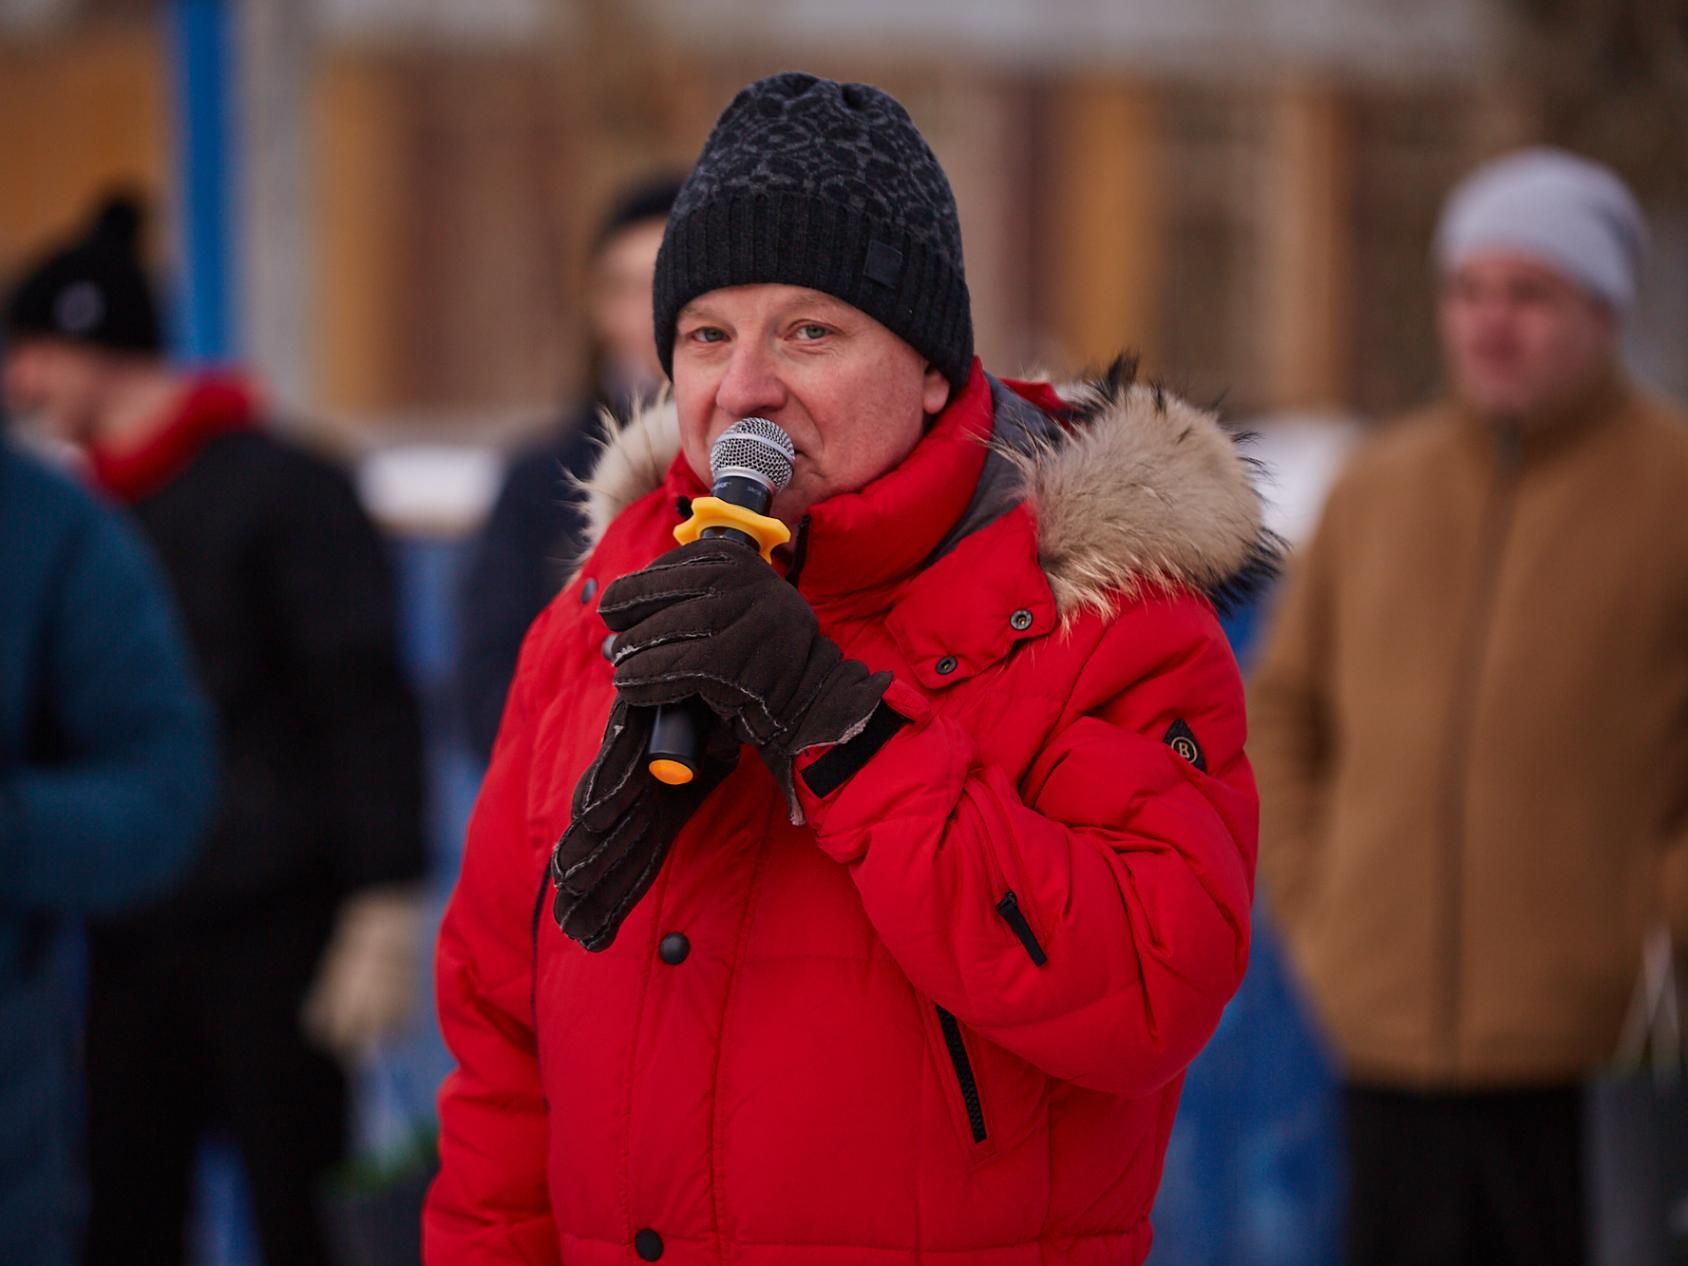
[429,72,1270,1266]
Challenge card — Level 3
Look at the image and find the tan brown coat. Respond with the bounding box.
[1251,378,1688,1087]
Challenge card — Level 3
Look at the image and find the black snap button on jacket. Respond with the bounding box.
[635,1228,663,1260]
[658,933,690,965]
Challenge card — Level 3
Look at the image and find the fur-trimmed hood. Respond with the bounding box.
[574,358,1277,621]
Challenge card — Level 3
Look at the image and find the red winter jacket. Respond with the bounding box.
[428,363,1266,1266]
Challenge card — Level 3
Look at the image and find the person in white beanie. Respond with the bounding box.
[1436,147,1649,314]
[1250,147,1688,1265]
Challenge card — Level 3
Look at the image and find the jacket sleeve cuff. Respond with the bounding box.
[794,679,928,824]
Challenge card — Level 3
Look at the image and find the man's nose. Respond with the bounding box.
[714,340,787,420]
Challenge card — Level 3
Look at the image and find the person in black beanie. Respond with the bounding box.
[5,195,161,355]
[4,194,427,1266]
[456,174,682,760]
[427,72,1270,1266]
[651,74,973,393]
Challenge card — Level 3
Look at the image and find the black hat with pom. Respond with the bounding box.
[5,193,161,354]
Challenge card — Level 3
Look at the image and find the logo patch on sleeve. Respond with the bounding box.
[1163,719,1207,772]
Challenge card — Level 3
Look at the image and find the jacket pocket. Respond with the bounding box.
[935,1004,988,1145]
[924,1002,1050,1167]
[529,860,553,1030]
[995,890,1048,966]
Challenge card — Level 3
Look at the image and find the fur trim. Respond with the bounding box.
[574,388,682,549]
[577,359,1278,619]
[1007,357,1281,622]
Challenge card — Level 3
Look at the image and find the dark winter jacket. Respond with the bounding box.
[427,363,1269,1266]
[88,376,425,931]
[0,441,214,1265]
[458,400,605,759]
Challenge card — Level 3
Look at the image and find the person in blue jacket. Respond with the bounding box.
[0,436,216,1266]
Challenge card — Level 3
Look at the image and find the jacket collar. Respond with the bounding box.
[776,362,996,601]
[628,363,998,604]
[1452,364,1634,469]
[579,355,1277,628]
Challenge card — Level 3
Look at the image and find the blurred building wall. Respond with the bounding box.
[0,1,1680,446]
[0,26,167,289]
[292,42,1539,429]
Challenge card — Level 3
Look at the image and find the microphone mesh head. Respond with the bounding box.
[710,416,795,493]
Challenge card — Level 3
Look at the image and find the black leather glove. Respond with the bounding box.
[550,697,739,951]
[598,538,891,822]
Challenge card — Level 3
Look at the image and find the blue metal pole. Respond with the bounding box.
[168,0,236,364]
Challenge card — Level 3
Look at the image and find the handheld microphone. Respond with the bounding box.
[645,417,796,785]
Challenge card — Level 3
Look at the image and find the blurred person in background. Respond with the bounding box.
[457,175,682,760]
[0,425,215,1266]
[1150,404,1362,1266]
[3,195,428,1266]
[1249,148,1688,1266]
[426,72,1272,1266]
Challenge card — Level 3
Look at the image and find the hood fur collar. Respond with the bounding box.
[573,358,1278,621]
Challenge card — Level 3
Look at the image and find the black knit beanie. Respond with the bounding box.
[653,72,973,390]
[4,194,161,355]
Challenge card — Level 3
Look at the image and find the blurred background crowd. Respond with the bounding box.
[1,1,1684,1264]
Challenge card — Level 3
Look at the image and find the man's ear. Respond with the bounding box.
[921,364,950,416]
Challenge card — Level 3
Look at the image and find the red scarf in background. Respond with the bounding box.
[89,374,257,505]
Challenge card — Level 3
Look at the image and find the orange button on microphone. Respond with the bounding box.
[648,758,697,786]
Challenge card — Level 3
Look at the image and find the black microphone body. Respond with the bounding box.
[646,419,795,784]
[702,474,776,546]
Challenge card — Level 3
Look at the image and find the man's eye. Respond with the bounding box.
[795,323,830,341]
[687,327,726,344]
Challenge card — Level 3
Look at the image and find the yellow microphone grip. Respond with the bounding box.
[672,497,790,561]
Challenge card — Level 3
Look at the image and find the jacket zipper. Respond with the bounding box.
[1434,422,1521,1072]
[935,1005,987,1144]
[995,890,1048,966]
[784,515,813,589]
[529,861,552,1028]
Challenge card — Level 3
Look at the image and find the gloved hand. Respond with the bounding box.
[301,884,426,1061]
[598,539,891,822]
[551,696,739,951]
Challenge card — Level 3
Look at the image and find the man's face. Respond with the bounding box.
[590,219,667,397]
[671,284,951,526]
[2,338,109,444]
[1438,252,1617,423]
